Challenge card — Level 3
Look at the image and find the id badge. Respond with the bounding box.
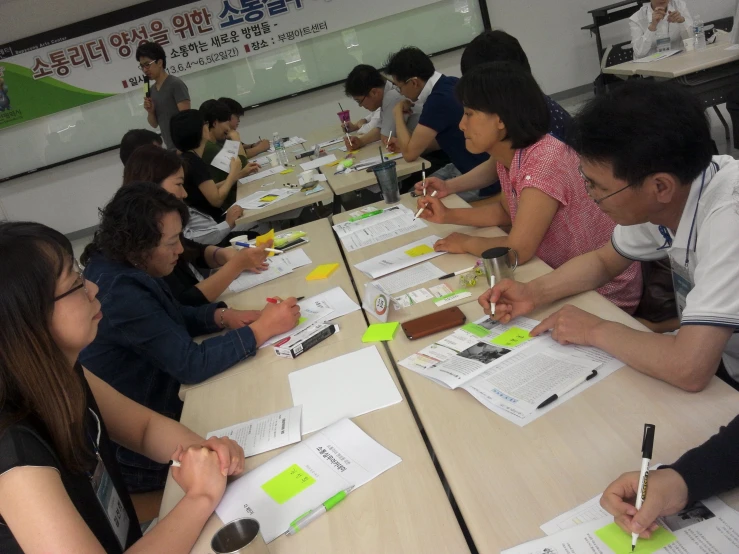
[669,252,694,319]
[91,455,130,549]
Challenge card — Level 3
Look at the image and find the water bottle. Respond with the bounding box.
[273,132,289,165]
[693,15,706,50]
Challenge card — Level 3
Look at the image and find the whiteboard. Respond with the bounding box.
[0,0,484,181]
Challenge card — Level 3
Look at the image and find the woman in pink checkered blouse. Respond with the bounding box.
[416,62,642,312]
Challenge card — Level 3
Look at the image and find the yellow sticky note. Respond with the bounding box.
[595,523,676,554]
[327,160,341,167]
[260,195,279,202]
[405,244,434,257]
[261,464,316,505]
[306,263,339,281]
[280,169,294,174]
[256,229,275,256]
[362,322,399,342]
[490,327,531,347]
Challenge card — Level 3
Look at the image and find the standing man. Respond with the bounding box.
[136,41,191,149]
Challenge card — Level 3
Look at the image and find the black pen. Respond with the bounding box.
[296,296,304,301]
[633,424,656,552]
[536,370,598,409]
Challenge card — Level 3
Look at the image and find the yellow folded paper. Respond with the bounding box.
[306,263,339,281]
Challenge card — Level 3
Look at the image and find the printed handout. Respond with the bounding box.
[333,205,428,252]
[206,406,302,458]
[238,165,286,185]
[235,188,298,210]
[228,249,312,293]
[354,236,445,279]
[210,139,240,173]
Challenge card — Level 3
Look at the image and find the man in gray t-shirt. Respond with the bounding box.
[342,64,414,150]
[137,41,190,149]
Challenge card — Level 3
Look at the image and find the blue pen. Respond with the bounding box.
[235,241,283,254]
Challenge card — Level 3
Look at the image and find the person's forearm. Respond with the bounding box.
[461,235,510,257]
[126,494,214,554]
[147,112,158,129]
[394,111,412,152]
[531,249,617,306]
[447,159,499,193]
[139,414,203,464]
[358,127,381,147]
[445,202,511,228]
[215,175,237,198]
[195,260,246,302]
[245,143,268,157]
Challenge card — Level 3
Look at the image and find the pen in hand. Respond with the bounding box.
[385,130,393,149]
[413,190,438,220]
[632,424,656,552]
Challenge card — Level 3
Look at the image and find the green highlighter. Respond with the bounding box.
[349,209,383,222]
[286,485,354,536]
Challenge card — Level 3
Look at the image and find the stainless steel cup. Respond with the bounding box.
[481,247,518,287]
[372,161,400,204]
[211,518,269,554]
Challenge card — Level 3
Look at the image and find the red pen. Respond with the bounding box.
[266,297,279,304]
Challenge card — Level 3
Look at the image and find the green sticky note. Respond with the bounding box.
[490,327,531,347]
[261,464,316,504]
[298,317,307,325]
[462,323,490,338]
[405,244,434,257]
[362,322,399,342]
[595,523,676,554]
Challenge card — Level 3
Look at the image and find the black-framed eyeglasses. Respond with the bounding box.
[54,259,88,302]
[138,60,157,71]
[354,95,367,107]
[579,166,632,205]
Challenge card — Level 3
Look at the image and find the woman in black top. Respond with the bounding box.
[0,222,244,553]
[123,145,269,306]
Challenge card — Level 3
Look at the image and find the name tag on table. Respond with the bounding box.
[91,456,130,549]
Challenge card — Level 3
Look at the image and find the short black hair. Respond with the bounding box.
[344,65,385,97]
[170,109,205,152]
[456,62,549,150]
[199,99,231,129]
[384,47,435,82]
[461,30,531,75]
[135,41,167,67]
[218,97,244,117]
[81,182,189,268]
[567,80,714,187]
[120,129,162,164]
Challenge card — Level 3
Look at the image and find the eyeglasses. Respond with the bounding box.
[138,60,157,71]
[579,166,632,205]
[354,95,367,107]
[54,259,88,302]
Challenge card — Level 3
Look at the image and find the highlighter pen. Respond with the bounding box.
[633,424,656,552]
[413,190,438,220]
[286,486,354,536]
[234,241,283,254]
[489,275,496,316]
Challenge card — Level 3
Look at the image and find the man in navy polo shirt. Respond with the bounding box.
[385,47,489,182]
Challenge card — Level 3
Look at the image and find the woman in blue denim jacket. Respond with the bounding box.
[80,182,299,492]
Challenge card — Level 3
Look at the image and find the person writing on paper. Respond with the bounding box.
[81,183,299,491]
[123,146,269,306]
[137,41,191,150]
[218,97,271,158]
[414,30,572,200]
[418,62,641,312]
[384,47,489,179]
[342,64,411,150]
[630,0,693,59]
[479,81,739,393]
[170,109,241,222]
[0,221,244,554]
[200,100,260,190]
[344,108,381,134]
[601,415,739,540]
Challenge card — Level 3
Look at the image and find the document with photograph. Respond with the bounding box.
[398,316,623,426]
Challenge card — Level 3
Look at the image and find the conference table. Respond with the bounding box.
[160,192,739,553]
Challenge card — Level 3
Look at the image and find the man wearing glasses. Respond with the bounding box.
[136,41,191,150]
[342,64,409,150]
[479,81,739,393]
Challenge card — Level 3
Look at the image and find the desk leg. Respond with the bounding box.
[713,106,731,145]
[332,194,343,215]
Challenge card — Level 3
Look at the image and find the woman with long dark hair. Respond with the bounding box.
[80,182,299,492]
[0,221,244,553]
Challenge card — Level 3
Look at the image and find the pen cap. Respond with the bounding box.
[641,423,655,458]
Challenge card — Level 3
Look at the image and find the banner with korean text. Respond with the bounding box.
[0,0,440,130]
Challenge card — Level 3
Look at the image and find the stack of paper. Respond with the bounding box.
[215,418,402,543]
[206,406,302,458]
[354,236,445,278]
[289,346,402,434]
[398,316,623,426]
[333,205,428,252]
[238,166,286,185]
[228,249,312,293]
[234,188,298,210]
[210,140,240,172]
[372,262,445,294]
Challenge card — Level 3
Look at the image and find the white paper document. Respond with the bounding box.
[316,137,344,148]
[398,316,623,426]
[261,305,334,348]
[373,262,445,294]
[283,136,306,148]
[210,140,240,173]
[333,205,428,252]
[289,346,402,434]
[633,49,682,62]
[354,236,445,279]
[228,249,312,293]
[505,497,739,554]
[234,188,298,210]
[298,286,361,320]
[252,155,271,166]
[540,494,608,535]
[215,418,401,543]
[238,165,286,185]
[299,155,337,171]
[206,406,302,458]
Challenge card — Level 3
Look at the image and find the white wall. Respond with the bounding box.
[1,0,737,233]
